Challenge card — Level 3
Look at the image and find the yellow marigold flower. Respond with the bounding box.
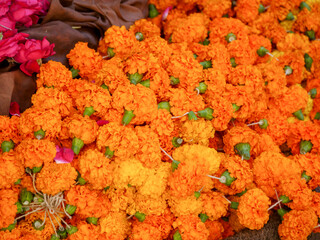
[100,212,131,239]
[31,87,73,117]
[16,138,56,169]
[36,162,77,195]
[78,148,114,190]
[180,119,215,146]
[0,152,24,189]
[0,188,19,229]
[237,188,270,230]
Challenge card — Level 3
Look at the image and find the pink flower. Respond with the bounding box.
[97,120,109,126]
[0,30,28,62]
[0,0,11,17]
[9,102,20,117]
[54,145,74,164]
[0,15,15,31]
[14,37,55,75]
[8,2,39,27]
[162,6,173,21]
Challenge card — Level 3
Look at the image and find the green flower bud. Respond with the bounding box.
[172,137,183,148]
[33,219,45,231]
[107,47,115,58]
[220,170,236,186]
[135,32,144,41]
[14,179,21,185]
[140,79,150,88]
[70,67,79,78]
[301,171,312,182]
[122,109,135,126]
[1,140,14,152]
[188,111,198,120]
[0,33,3,41]
[172,160,180,172]
[230,57,237,68]
[200,38,210,46]
[305,30,315,40]
[199,213,209,223]
[170,76,180,85]
[284,65,293,75]
[232,103,240,112]
[222,14,229,18]
[236,189,247,197]
[15,201,23,214]
[57,227,68,239]
[277,208,288,221]
[259,119,268,129]
[225,33,237,43]
[315,112,320,120]
[221,217,229,222]
[34,129,45,140]
[168,35,172,43]
[105,146,114,159]
[134,212,146,222]
[158,101,171,112]
[258,4,266,13]
[234,143,251,160]
[292,109,304,120]
[286,12,294,20]
[194,191,201,199]
[309,88,317,99]
[128,72,143,85]
[200,60,212,69]
[66,225,78,235]
[51,233,61,240]
[193,53,198,59]
[1,221,16,232]
[257,46,268,57]
[65,204,77,215]
[104,186,110,191]
[34,194,44,204]
[20,188,34,206]
[32,165,43,173]
[197,107,214,120]
[300,140,313,154]
[148,4,159,18]
[83,106,95,117]
[101,84,109,90]
[77,176,86,185]
[304,53,313,71]
[230,201,239,209]
[72,137,84,155]
[279,195,291,204]
[300,2,311,11]
[86,217,99,225]
[196,82,208,94]
[173,230,182,240]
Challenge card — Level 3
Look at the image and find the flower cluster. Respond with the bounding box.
[1,0,320,240]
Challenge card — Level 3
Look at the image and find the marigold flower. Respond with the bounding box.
[31,87,73,117]
[78,148,114,190]
[278,209,318,240]
[67,42,103,81]
[229,211,246,233]
[128,193,168,216]
[19,107,61,140]
[36,162,77,195]
[149,0,177,11]
[97,122,139,159]
[129,19,161,39]
[0,188,19,229]
[130,218,163,240]
[311,191,320,218]
[99,211,131,239]
[199,0,231,19]
[150,109,174,137]
[0,116,20,145]
[0,151,24,189]
[269,0,301,21]
[36,61,73,90]
[106,187,135,212]
[98,25,137,59]
[235,0,260,24]
[200,192,229,221]
[277,33,310,52]
[66,185,111,218]
[15,138,56,169]
[205,220,224,240]
[253,151,302,198]
[237,188,271,230]
[256,134,281,155]
[227,39,256,66]
[69,221,101,240]
[67,114,98,144]
[293,7,320,35]
[172,215,210,240]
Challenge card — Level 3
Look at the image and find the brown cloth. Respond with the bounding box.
[0,0,148,115]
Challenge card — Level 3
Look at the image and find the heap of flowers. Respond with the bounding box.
[1,0,320,239]
[0,0,55,76]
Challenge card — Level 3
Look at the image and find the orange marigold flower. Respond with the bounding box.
[106,187,135,212]
[69,221,102,240]
[67,114,98,144]
[293,7,320,34]
[112,84,158,125]
[67,42,103,81]
[180,118,215,146]
[128,193,168,216]
[199,0,231,19]
[96,122,139,159]
[65,185,111,218]
[306,77,320,99]
[256,133,281,155]
[0,188,18,229]
[99,211,131,239]
[36,162,77,195]
[0,151,24,189]
[36,60,73,90]
[168,194,203,217]
[149,0,177,11]
[248,34,272,64]
[253,151,302,198]
[227,39,256,66]
[0,115,20,145]
[311,191,320,218]
[213,155,253,195]
[78,148,114,190]
[203,69,226,97]
[235,0,260,24]
[130,218,163,240]
[98,25,137,59]
[269,0,301,21]
[173,215,210,240]
[237,188,271,230]
[208,17,249,46]
[19,107,61,140]
[278,209,318,240]
[150,109,174,137]
[31,87,73,117]
[229,211,245,233]
[205,220,224,240]
[200,192,229,221]
[277,33,310,52]
[15,138,56,169]
[287,120,320,155]
[129,19,161,39]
